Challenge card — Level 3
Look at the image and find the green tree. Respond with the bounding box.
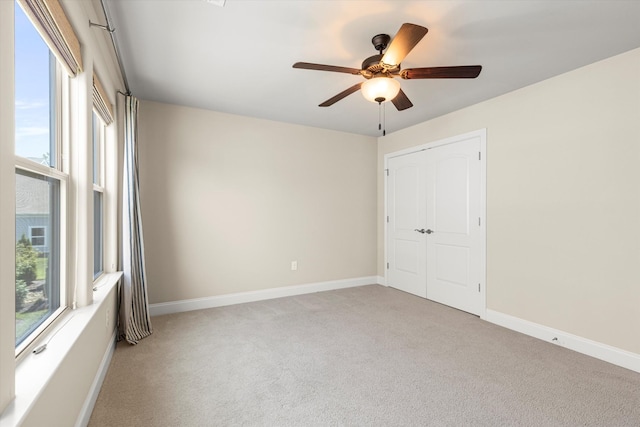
[16,280,28,311]
[16,234,37,285]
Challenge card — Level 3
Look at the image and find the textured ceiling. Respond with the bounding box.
[104,0,640,137]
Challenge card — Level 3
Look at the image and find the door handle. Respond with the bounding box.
[414,229,434,234]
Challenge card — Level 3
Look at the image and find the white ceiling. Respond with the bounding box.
[104,0,640,137]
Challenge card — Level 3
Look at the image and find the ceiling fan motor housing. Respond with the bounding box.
[362,54,384,73]
[362,54,400,75]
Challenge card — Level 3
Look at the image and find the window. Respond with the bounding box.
[93,112,105,279]
[14,2,67,352]
[15,171,62,348]
[28,226,46,247]
[93,191,103,278]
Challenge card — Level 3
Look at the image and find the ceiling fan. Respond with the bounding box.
[293,23,482,111]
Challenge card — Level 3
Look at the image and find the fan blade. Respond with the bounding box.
[391,89,413,111]
[401,65,482,79]
[381,23,428,67]
[293,62,362,75]
[319,83,363,107]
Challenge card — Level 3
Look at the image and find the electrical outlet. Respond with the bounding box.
[291,261,298,271]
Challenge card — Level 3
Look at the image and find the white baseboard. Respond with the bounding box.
[485,309,640,374]
[375,275,385,286]
[75,328,117,427]
[149,276,380,317]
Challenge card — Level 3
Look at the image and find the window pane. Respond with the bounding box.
[16,170,61,347]
[14,4,56,167]
[94,190,103,278]
[29,226,46,247]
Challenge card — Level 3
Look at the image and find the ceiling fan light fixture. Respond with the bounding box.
[361,76,401,104]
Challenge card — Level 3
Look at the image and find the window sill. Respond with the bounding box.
[0,272,122,427]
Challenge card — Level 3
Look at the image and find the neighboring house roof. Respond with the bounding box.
[16,172,50,215]
[26,156,49,166]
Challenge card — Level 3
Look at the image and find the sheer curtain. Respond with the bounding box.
[121,95,152,344]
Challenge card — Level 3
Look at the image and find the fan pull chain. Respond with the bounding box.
[383,102,386,136]
[377,101,387,136]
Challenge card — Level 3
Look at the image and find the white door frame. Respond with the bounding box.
[383,129,487,319]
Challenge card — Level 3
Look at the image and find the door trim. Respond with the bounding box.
[384,129,487,319]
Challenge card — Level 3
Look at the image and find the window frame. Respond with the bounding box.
[13,168,68,357]
[13,31,69,358]
[92,111,105,280]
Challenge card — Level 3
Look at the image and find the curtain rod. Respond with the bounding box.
[96,0,130,95]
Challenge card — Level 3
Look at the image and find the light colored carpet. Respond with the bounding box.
[88,285,640,426]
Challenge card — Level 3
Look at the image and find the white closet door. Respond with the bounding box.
[425,137,482,315]
[387,150,428,298]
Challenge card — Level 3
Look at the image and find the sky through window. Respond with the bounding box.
[15,3,53,164]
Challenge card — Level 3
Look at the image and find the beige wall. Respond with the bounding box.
[138,101,378,304]
[378,47,640,354]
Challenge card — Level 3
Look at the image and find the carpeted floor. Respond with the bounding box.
[88,285,640,426]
